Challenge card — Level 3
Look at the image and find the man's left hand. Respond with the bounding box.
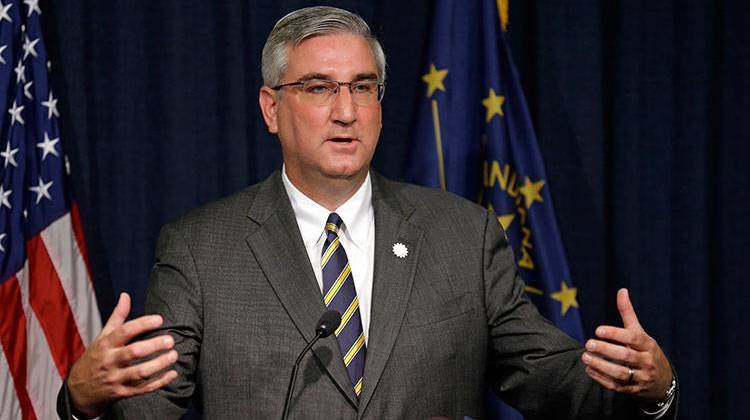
[581,288,673,402]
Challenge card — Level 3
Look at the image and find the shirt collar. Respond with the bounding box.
[281,166,372,251]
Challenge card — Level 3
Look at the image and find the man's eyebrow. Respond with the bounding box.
[295,72,379,82]
[351,72,379,82]
[298,73,331,81]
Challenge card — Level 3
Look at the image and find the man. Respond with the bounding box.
[59,6,677,419]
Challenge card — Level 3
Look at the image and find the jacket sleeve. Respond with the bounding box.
[106,222,204,419]
[481,210,677,419]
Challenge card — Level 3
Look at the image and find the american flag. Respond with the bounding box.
[0,1,101,419]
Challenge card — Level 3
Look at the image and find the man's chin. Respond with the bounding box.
[321,166,369,182]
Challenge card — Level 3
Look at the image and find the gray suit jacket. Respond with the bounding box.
[98,171,672,419]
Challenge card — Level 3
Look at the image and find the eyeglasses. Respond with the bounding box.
[271,79,385,106]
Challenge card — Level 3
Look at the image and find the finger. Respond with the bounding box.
[118,349,178,384]
[585,366,626,393]
[107,314,164,347]
[117,334,175,365]
[581,351,635,385]
[101,293,131,336]
[595,325,649,349]
[616,288,642,330]
[585,339,641,367]
[132,369,179,394]
[113,369,179,400]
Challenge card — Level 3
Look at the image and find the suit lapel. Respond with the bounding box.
[358,174,423,416]
[245,172,358,407]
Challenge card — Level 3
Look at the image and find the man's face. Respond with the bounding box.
[259,33,382,188]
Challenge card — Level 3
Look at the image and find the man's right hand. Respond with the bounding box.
[67,293,179,418]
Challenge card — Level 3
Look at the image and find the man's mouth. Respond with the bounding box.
[328,137,356,143]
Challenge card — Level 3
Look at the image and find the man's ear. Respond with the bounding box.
[258,87,279,134]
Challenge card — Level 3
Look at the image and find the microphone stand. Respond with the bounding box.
[281,330,325,420]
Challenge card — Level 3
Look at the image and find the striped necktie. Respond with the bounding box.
[321,212,366,398]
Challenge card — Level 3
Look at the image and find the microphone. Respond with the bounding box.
[281,310,341,420]
[315,310,341,338]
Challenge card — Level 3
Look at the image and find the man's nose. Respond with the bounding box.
[330,85,357,125]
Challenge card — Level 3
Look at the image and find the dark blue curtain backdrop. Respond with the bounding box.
[39,1,748,418]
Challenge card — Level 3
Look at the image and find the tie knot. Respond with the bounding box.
[325,212,343,235]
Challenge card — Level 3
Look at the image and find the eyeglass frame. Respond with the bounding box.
[271,78,386,106]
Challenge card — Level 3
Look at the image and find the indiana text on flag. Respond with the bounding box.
[407,1,584,418]
[0,1,101,419]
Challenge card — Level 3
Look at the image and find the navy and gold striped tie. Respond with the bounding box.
[321,213,366,398]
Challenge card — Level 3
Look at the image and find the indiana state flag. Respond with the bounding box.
[407,1,585,418]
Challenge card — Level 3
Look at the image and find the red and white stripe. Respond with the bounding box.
[0,207,101,420]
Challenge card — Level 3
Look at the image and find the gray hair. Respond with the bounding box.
[261,6,386,87]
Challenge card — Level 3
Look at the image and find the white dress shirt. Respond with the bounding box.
[281,167,374,344]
